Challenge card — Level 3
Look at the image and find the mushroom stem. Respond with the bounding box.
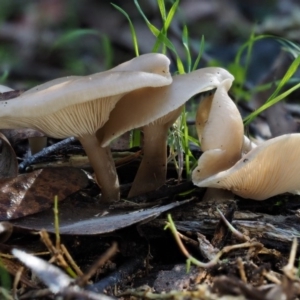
[128,123,168,198]
[78,134,120,202]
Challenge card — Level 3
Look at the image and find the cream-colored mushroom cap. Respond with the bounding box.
[100,67,234,146]
[192,78,244,181]
[0,53,172,138]
[23,76,80,95]
[193,133,300,200]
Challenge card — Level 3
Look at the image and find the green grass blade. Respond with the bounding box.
[52,29,100,49]
[150,27,186,73]
[101,35,113,69]
[0,70,9,83]
[0,259,11,291]
[182,25,191,73]
[156,0,167,53]
[134,0,160,36]
[130,129,141,148]
[243,30,255,83]
[188,135,200,147]
[111,3,139,56]
[266,54,300,102]
[181,108,191,177]
[192,35,205,71]
[157,0,166,22]
[244,82,300,125]
[165,0,180,29]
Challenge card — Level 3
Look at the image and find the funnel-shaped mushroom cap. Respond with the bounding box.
[100,67,234,146]
[0,53,172,138]
[193,134,300,200]
[192,79,244,181]
[197,79,243,152]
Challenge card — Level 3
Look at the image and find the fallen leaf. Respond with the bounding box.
[0,132,18,178]
[12,198,197,235]
[0,167,89,220]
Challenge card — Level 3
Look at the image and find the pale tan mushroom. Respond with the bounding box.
[0,53,172,202]
[192,78,244,182]
[0,84,48,154]
[193,133,300,200]
[22,76,81,154]
[99,67,234,197]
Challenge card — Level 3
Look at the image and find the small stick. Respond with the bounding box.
[165,214,264,270]
[283,238,298,280]
[76,242,118,287]
[12,266,24,299]
[61,244,83,277]
[217,207,249,242]
[19,137,76,172]
[237,257,247,283]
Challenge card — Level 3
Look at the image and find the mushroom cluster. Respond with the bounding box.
[192,78,300,200]
[0,54,234,202]
[99,67,234,197]
[0,54,172,202]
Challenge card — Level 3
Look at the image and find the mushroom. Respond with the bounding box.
[0,84,48,154]
[193,133,300,200]
[99,67,234,197]
[0,53,172,202]
[22,76,81,154]
[193,78,244,182]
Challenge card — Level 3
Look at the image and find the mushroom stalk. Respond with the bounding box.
[128,123,168,198]
[78,134,119,202]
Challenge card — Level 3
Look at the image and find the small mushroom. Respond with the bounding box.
[193,78,244,182]
[0,54,172,202]
[99,67,234,197]
[193,133,300,200]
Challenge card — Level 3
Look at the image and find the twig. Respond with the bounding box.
[61,244,83,277]
[237,257,247,283]
[216,207,249,242]
[38,198,82,279]
[54,195,60,249]
[76,242,118,287]
[165,214,264,270]
[39,230,77,278]
[12,266,24,299]
[282,238,298,280]
[18,137,77,172]
[87,256,144,293]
